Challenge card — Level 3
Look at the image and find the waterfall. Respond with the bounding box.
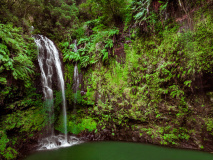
[73,40,80,102]
[74,39,78,53]
[35,35,55,137]
[73,63,79,92]
[34,35,81,150]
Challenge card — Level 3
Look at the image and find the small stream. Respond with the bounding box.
[25,141,213,160]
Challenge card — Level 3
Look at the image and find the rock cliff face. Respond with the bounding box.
[77,61,213,152]
[62,1,213,152]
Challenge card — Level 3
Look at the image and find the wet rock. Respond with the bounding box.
[132,137,137,142]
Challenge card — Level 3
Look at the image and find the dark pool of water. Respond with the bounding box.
[25,141,213,160]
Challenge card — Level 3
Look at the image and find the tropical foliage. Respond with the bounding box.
[1,0,213,159]
[61,25,119,67]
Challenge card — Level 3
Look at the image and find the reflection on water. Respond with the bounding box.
[25,141,213,160]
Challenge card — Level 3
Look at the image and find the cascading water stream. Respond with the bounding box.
[34,35,81,150]
[35,35,55,137]
[73,40,80,102]
[74,63,79,102]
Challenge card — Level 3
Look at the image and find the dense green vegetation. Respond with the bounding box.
[63,0,213,151]
[0,0,79,159]
[1,0,213,159]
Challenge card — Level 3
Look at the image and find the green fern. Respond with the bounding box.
[132,0,152,25]
[101,49,108,62]
[61,26,119,67]
[80,56,90,68]
[0,23,36,87]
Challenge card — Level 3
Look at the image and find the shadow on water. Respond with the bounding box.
[25,141,213,160]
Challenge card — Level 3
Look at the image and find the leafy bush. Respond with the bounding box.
[3,147,18,160]
[3,106,45,132]
[0,131,18,159]
[61,26,119,68]
[68,117,97,134]
[79,0,128,24]
[0,23,36,87]
[0,131,9,155]
[131,0,168,34]
[56,114,97,135]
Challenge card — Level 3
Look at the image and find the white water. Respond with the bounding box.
[73,64,79,94]
[38,135,82,150]
[73,39,78,53]
[35,35,54,137]
[73,40,80,102]
[34,35,81,150]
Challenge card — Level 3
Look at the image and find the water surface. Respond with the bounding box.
[25,141,213,160]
